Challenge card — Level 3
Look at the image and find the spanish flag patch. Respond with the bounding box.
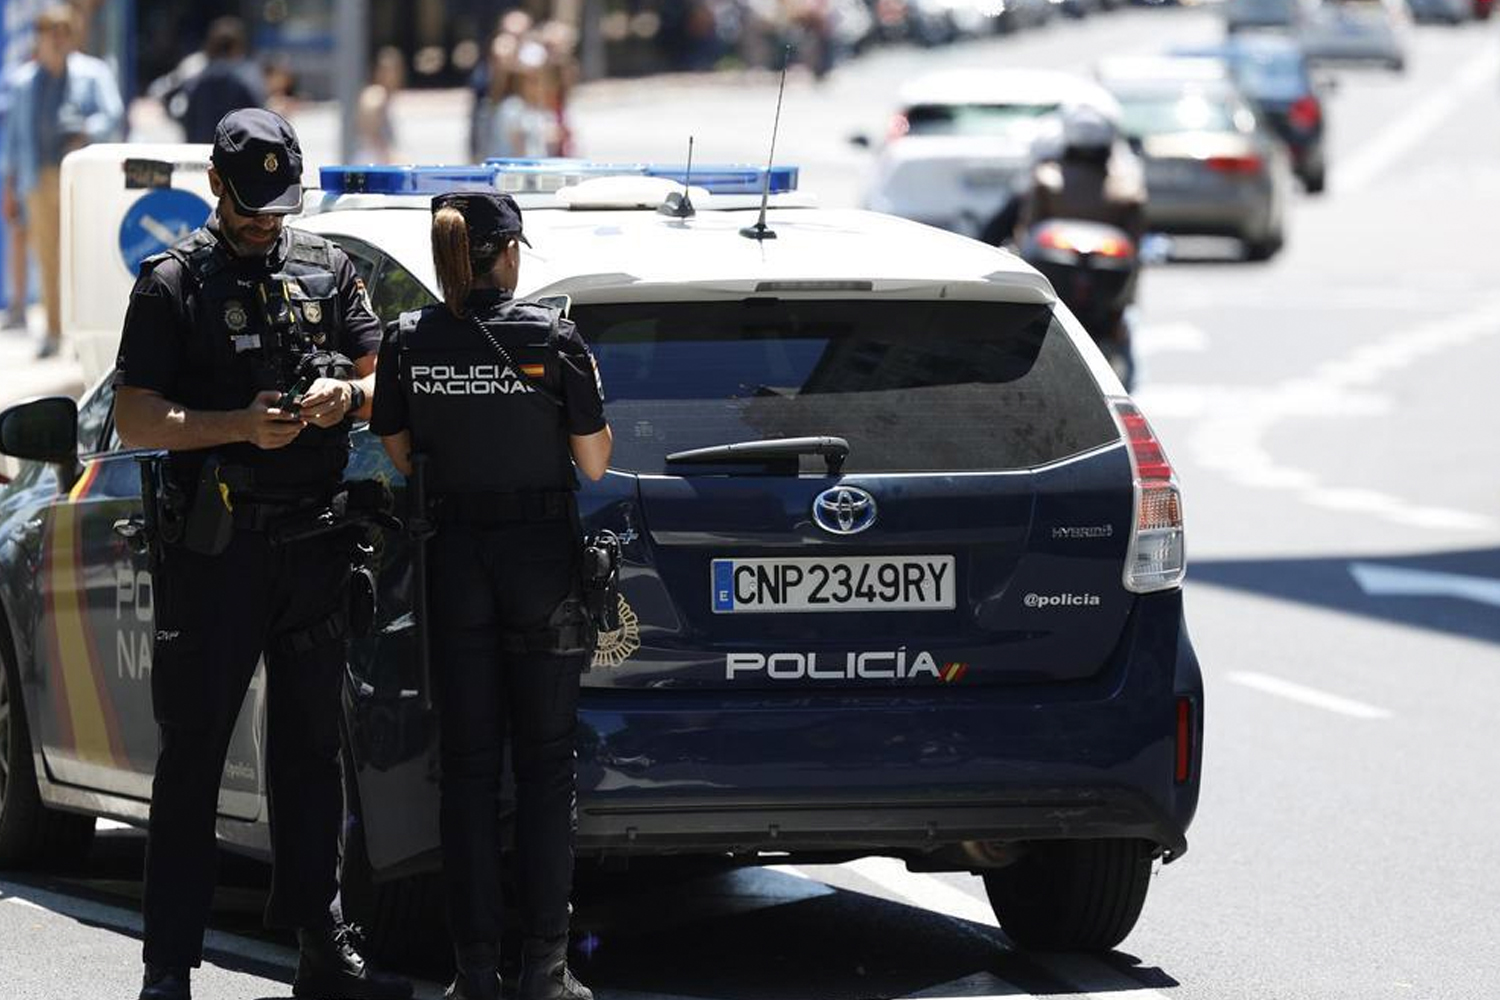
[520,363,546,379]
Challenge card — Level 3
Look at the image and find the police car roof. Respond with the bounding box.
[294,200,1055,307]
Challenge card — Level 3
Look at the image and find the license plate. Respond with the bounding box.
[711,556,956,613]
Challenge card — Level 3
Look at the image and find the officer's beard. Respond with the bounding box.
[215,207,284,258]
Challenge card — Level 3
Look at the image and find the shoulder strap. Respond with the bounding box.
[285,230,333,269]
[161,228,222,288]
[468,305,565,409]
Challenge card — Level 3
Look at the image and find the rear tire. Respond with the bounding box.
[1303,169,1326,195]
[982,839,1154,952]
[1244,231,1284,261]
[0,619,96,869]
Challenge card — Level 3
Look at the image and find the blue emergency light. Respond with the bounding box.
[320,160,799,198]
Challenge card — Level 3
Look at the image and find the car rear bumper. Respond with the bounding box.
[1145,187,1272,237]
[573,589,1203,863]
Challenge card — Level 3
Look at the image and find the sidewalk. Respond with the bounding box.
[0,308,87,410]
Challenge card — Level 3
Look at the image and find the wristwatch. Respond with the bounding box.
[345,381,366,413]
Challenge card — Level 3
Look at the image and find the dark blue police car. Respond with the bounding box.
[0,159,1202,957]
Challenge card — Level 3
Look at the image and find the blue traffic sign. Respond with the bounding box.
[118,188,211,275]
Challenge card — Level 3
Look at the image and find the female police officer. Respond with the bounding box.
[370,191,610,1000]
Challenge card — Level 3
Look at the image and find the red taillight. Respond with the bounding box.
[1111,400,1185,593]
[887,113,910,142]
[1118,406,1172,482]
[1095,235,1135,259]
[1205,154,1264,175]
[1287,95,1321,131]
[1175,696,1194,783]
[1037,228,1076,252]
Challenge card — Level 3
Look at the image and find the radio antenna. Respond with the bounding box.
[660,135,696,219]
[741,48,791,242]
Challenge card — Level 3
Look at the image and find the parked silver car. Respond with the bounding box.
[1301,0,1409,70]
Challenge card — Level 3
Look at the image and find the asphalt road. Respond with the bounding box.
[10,8,1500,999]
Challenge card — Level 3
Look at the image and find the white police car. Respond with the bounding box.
[855,69,1122,244]
[3,155,1201,959]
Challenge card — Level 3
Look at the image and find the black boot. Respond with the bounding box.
[517,936,592,1000]
[139,965,191,1000]
[444,942,502,1000]
[292,923,413,999]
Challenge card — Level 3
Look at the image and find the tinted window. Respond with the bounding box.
[575,299,1117,475]
[324,235,437,324]
[1118,92,1246,136]
[1231,52,1309,102]
[904,102,1059,137]
[78,378,115,455]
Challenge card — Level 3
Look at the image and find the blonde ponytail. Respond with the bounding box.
[432,207,472,318]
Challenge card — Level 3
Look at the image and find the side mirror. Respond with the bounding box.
[0,396,79,464]
[848,133,872,149]
[535,293,572,319]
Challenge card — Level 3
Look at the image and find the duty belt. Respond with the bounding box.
[431,490,572,526]
[230,496,327,532]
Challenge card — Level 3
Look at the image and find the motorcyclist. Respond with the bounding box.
[1016,104,1148,245]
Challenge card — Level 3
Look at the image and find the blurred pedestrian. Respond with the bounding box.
[0,4,124,358]
[1,60,30,331]
[537,20,580,157]
[264,58,300,120]
[176,17,266,144]
[355,47,405,164]
[469,11,534,162]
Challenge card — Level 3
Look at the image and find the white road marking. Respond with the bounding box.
[1331,40,1500,195]
[1350,562,1500,609]
[1226,671,1393,720]
[1134,322,1208,357]
[0,880,447,999]
[1135,297,1500,533]
[842,857,999,926]
[1028,954,1176,1000]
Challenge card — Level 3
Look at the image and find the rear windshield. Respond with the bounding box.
[1231,52,1309,101]
[1228,0,1296,20]
[904,102,1059,137]
[1118,92,1243,136]
[574,299,1118,475]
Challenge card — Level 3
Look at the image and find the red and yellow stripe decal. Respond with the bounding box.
[520,363,546,379]
[42,462,126,767]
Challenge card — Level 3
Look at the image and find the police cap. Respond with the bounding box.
[211,108,304,216]
[431,190,532,254]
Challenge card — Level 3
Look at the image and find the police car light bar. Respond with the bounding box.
[320,160,799,198]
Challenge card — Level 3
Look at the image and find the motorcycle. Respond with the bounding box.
[1019,218,1140,391]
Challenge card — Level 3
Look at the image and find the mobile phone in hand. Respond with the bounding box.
[276,377,313,414]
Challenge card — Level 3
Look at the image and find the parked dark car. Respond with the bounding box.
[1173,36,1330,193]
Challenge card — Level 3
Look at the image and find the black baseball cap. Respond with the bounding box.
[431,190,532,254]
[210,108,304,215]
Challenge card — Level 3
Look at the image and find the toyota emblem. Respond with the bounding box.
[812,486,877,535]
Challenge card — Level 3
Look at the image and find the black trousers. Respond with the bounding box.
[429,519,586,948]
[142,530,350,968]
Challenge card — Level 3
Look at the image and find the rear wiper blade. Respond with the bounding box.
[665,436,849,475]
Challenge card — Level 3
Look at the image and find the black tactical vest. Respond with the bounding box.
[143,226,356,492]
[398,297,576,495]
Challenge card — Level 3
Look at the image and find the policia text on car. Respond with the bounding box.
[371,190,613,1000]
[113,109,411,1000]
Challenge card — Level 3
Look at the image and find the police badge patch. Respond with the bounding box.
[264,152,279,173]
[302,301,323,325]
[224,300,249,332]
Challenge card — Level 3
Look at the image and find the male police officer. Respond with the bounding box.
[114,109,410,1000]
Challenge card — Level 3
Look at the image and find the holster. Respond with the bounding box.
[580,530,622,633]
[181,455,251,556]
[500,594,597,657]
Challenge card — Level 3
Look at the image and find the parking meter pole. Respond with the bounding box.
[409,453,433,712]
